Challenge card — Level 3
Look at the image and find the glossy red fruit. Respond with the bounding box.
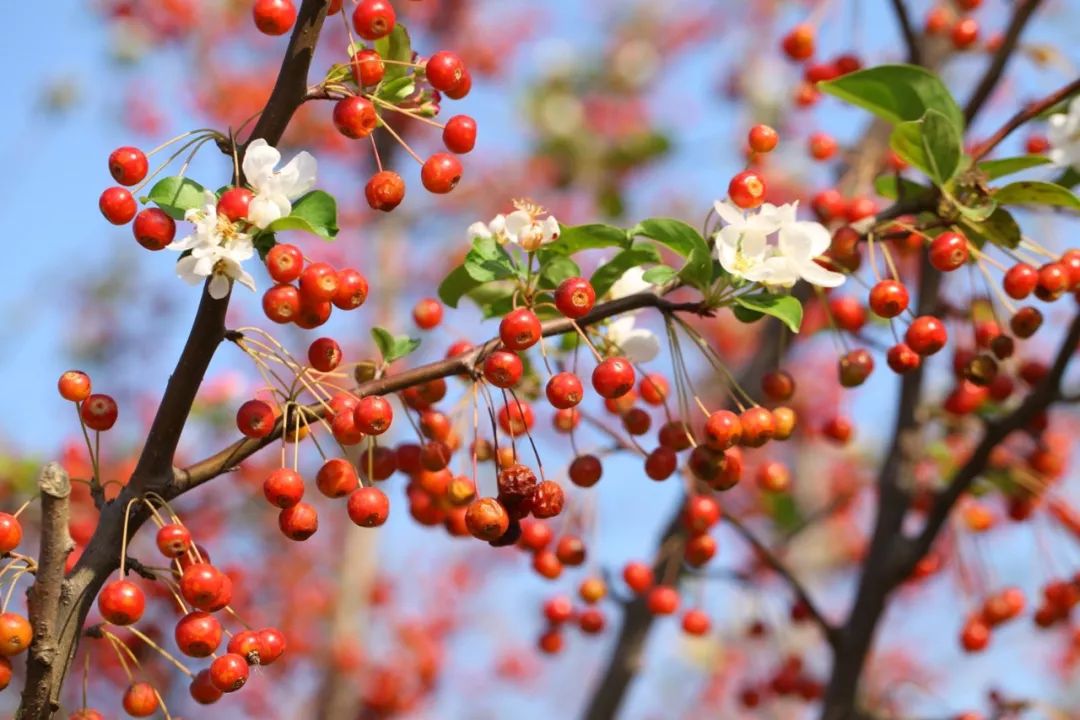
[500,308,542,350]
[808,132,838,161]
[960,616,990,652]
[99,187,137,224]
[365,170,406,211]
[425,51,466,92]
[210,653,250,692]
[354,395,393,434]
[465,498,509,541]
[264,468,304,508]
[644,446,678,481]
[929,231,969,271]
[532,480,565,519]
[839,348,875,387]
[253,0,296,35]
[887,343,921,374]
[189,669,223,705]
[175,611,223,657]
[108,147,148,185]
[155,523,191,558]
[1036,262,1069,301]
[546,372,584,409]
[122,681,160,717]
[217,187,253,222]
[748,124,778,153]
[682,609,711,635]
[739,407,775,447]
[728,170,766,209]
[58,370,92,402]
[236,399,275,438]
[258,627,286,664]
[622,561,654,594]
[332,96,378,139]
[266,243,304,283]
[307,337,342,373]
[315,458,358,498]
[352,49,385,86]
[951,17,979,49]
[646,586,680,615]
[81,393,118,431]
[704,410,742,451]
[347,487,390,527]
[905,316,948,356]
[554,277,596,318]
[592,357,635,399]
[413,297,443,329]
[180,564,226,610]
[131,207,177,251]
[868,280,909,318]
[443,115,477,154]
[420,153,463,193]
[781,24,815,60]
[638,373,669,405]
[279,502,318,540]
[97,580,145,626]
[0,613,30,656]
[352,0,396,40]
[0,514,22,554]
[483,350,523,388]
[333,268,369,310]
[568,454,602,488]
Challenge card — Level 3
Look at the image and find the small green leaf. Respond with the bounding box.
[977,155,1053,180]
[537,255,581,290]
[889,109,962,186]
[377,76,415,101]
[543,224,632,257]
[374,24,411,83]
[734,293,803,333]
[819,64,964,130]
[642,265,678,284]
[955,199,997,223]
[590,244,663,297]
[266,190,339,240]
[873,174,932,201]
[437,265,481,308]
[959,207,1022,249]
[464,235,518,282]
[143,176,207,220]
[253,232,277,261]
[993,181,1080,211]
[371,327,421,364]
[634,218,712,289]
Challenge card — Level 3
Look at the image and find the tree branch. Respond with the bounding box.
[172,293,709,494]
[970,78,1080,162]
[723,511,840,647]
[888,0,921,65]
[903,309,1080,565]
[963,0,1045,124]
[19,463,73,719]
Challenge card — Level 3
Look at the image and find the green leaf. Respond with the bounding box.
[642,265,678,284]
[590,244,662,297]
[977,155,1052,180]
[733,293,803,333]
[889,109,962,186]
[253,233,277,261]
[266,190,339,240]
[376,76,415,101]
[762,491,802,530]
[959,207,1022,249]
[375,24,411,83]
[543,224,631,257]
[143,176,207,220]
[464,235,518,282]
[993,181,1080,211]
[874,174,932,201]
[466,282,520,319]
[819,64,964,130]
[633,218,713,289]
[437,265,481,308]
[1055,167,1080,189]
[537,255,581,290]
[371,327,421,364]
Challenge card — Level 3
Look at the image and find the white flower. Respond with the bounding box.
[610,266,654,299]
[467,200,559,251]
[1048,95,1080,170]
[242,138,317,228]
[607,315,660,363]
[714,200,844,289]
[167,191,257,300]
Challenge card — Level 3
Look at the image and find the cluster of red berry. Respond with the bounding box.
[261,243,370,327]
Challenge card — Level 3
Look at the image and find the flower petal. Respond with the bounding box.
[797,258,846,288]
[208,274,231,299]
[619,329,661,363]
[242,139,281,191]
[610,266,653,299]
[713,200,745,227]
[248,195,285,229]
[277,151,318,199]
